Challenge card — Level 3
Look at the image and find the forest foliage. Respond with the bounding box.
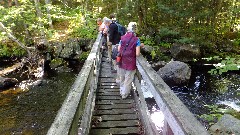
[0,0,239,63]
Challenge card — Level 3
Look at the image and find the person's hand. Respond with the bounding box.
[140,43,144,48]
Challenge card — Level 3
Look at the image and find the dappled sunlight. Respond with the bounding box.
[151,110,165,132]
[51,30,69,41]
[15,80,42,91]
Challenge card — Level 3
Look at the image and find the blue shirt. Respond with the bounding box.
[119,38,141,47]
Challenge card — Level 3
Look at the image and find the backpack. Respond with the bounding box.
[115,22,126,36]
[111,44,119,60]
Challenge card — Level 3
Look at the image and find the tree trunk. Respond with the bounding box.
[45,0,53,29]
[0,22,31,57]
[14,0,33,45]
[34,0,45,38]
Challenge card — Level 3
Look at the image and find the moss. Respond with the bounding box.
[79,51,90,62]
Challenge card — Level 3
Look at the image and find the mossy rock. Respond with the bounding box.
[50,58,66,69]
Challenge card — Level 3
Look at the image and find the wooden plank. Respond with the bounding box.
[94,109,136,115]
[97,96,122,100]
[98,88,120,92]
[99,83,118,86]
[99,75,116,78]
[94,114,138,120]
[95,100,133,105]
[92,120,139,128]
[99,80,116,83]
[97,92,120,96]
[99,85,119,89]
[95,104,135,109]
[89,127,140,135]
[98,75,115,78]
[99,76,115,82]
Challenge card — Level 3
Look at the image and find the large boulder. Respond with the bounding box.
[157,61,191,85]
[170,43,200,62]
[209,114,240,135]
[140,45,154,55]
[55,38,82,59]
[0,77,18,90]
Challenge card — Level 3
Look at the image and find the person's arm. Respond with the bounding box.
[118,41,121,51]
[136,38,141,56]
[136,46,140,56]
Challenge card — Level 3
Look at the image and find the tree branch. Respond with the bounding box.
[0,22,31,57]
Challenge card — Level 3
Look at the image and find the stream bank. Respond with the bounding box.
[0,67,79,134]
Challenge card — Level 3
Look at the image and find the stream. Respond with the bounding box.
[0,61,239,134]
[0,68,78,134]
[145,64,240,131]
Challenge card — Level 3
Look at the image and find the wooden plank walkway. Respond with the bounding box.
[89,51,143,135]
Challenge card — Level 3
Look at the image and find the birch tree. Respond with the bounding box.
[45,0,53,29]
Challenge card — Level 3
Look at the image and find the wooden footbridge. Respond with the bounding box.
[47,34,209,135]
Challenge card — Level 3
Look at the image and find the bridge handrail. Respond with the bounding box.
[136,55,209,135]
[47,33,102,135]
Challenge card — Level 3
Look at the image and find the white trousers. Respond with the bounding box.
[119,68,136,97]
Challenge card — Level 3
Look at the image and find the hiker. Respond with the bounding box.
[106,14,121,72]
[117,22,143,99]
[96,18,102,30]
[98,17,107,32]
[100,17,109,51]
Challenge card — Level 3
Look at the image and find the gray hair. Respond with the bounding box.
[104,18,111,24]
[102,17,108,23]
[127,22,137,32]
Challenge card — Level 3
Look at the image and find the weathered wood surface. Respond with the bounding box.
[89,52,142,135]
[136,55,209,135]
[47,33,102,135]
[90,127,140,135]
[133,76,160,135]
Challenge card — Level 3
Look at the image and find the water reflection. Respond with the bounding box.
[0,71,77,135]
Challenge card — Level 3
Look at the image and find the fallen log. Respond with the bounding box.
[0,61,24,76]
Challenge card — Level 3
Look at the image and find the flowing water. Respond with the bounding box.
[0,69,78,135]
[145,65,240,131]
[1,60,239,134]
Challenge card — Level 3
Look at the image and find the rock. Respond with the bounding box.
[0,77,18,90]
[157,61,191,85]
[141,45,154,55]
[209,114,240,135]
[55,66,72,72]
[55,38,83,59]
[170,43,200,62]
[50,58,65,69]
[78,38,94,51]
[151,61,167,71]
